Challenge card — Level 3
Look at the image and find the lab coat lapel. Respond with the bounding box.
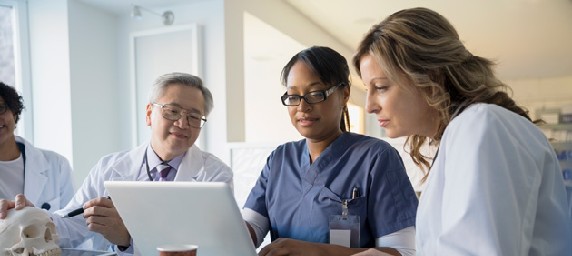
[173,145,202,181]
[109,144,148,181]
[22,141,48,205]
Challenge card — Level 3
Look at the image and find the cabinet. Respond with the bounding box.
[540,124,572,142]
[551,141,572,216]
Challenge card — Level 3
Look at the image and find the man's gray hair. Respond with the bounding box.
[148,72,214,116]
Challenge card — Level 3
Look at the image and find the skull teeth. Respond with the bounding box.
[5,247,61,256]
[34,248,62,256]
[7,248,62,256]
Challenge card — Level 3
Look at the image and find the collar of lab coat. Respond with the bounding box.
[16,136,49,205]
[110,143,204,181]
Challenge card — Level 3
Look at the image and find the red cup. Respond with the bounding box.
[157,244,198,256]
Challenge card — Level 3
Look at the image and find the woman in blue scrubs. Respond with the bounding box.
[242,46,418,256]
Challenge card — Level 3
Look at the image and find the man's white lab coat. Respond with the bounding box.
[52,143,233,253]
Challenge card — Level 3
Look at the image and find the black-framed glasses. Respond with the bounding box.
[0,105,7,114]
[152,103,207,128]
[281,84,344,106]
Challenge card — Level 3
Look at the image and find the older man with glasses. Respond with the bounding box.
[0,73,232,255]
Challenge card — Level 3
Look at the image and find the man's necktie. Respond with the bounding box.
[157,163,172,181]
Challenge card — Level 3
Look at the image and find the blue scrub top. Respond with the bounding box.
[244,132,418,247]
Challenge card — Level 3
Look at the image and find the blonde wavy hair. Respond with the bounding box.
[353,7,536,179]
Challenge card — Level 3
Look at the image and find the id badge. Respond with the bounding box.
[329,199,360,248]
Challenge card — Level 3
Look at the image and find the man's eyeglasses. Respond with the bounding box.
[152,103,207,128]
[0,105,7,114]
[281,84,344,106]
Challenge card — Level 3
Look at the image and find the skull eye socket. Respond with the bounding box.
[44,226,53,242]
[13,248,24,254]
[22,225,40,238]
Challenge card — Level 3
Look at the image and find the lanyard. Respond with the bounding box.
[16,142,50,210]
[143,148,155,181]
[143,148,171,181]
[16,142,26,163]
[16,142,26,190]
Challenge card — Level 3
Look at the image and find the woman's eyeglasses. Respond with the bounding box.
[281,84,344,106]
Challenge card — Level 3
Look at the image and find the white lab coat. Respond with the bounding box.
[52,143,233,254]
[16,136,74,212]
[417,104,572,255]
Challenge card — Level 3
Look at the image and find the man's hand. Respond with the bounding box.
[0,194,34,219]
[83,197,131,247]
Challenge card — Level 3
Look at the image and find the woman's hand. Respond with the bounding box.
[0,194,34,219]
[258,238,328,256]
[351,248,392,256]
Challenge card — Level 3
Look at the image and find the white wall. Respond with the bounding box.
[68,0,123,186]
[510,76,572,114]
[27,0,130,187]
[242,0,368,144]
[223,0,246,144]
[243,12,304,143]
[27,0,74,169]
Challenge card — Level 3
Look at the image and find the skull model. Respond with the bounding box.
[0,207,61,256]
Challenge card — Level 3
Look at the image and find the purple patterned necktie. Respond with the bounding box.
[157,163,172,181]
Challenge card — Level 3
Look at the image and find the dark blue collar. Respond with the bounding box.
[16,141,25,162]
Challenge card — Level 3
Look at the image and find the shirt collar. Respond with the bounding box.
[146,146,186,170]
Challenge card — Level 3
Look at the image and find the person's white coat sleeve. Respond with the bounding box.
[53,157,111,250]
[417,104,572,255]
[437,109,529,255]
[376,226,415,256]
[242,208,270,247]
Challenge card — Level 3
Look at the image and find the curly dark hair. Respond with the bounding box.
[0,81,25,123]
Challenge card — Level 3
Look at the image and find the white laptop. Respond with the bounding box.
[104,181,257,256]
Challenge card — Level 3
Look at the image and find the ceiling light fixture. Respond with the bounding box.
[131,4,174,26]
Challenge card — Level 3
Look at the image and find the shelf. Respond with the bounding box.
[539,124,572,131]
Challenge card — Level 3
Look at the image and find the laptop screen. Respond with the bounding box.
[104,181,257,256]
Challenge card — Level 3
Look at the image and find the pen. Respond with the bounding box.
[351,187,360,199]
[64,196,111,218]
[65,207,84,218]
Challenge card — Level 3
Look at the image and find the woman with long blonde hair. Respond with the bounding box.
[353,7,571,256]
